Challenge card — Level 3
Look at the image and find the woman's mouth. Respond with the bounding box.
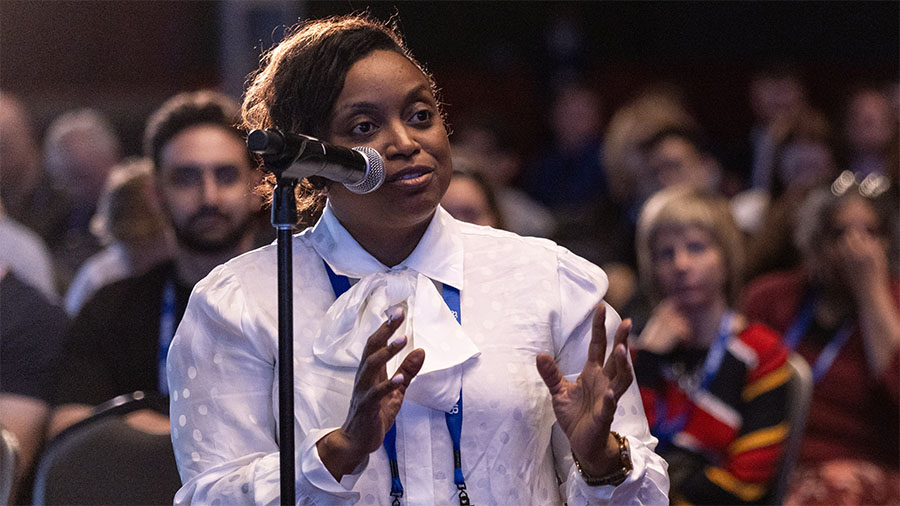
[386,167,433,186]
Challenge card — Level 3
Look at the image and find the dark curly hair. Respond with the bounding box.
[241,13,443,221]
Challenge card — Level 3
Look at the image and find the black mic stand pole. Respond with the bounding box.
[272,177,298,505]
[249,129,317,504]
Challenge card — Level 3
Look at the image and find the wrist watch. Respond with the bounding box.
[572,431,633,486]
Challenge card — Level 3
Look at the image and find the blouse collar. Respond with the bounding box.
[309,202,465,289]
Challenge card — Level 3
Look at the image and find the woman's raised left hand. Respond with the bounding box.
[536,303,633,478]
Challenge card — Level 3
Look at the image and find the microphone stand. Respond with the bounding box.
[271,179,298,505]
[250,129,305,505]
[249,128,381,504]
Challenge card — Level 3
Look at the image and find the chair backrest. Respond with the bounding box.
[770,352,814,505]
[0,427,20,505]
[32,391,181,506]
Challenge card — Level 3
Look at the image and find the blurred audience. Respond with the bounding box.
[531,85,668,278]
[451,116,555,237]
[522,80,607,213]
[736,108,839,281]
[0,267,68,504]
[744,63,808,191]
[840,86,899,179]
[42,108,123,292]
[441,165,505,229]
[741,184,899,505]
[604,85,701,214]
[44,109,121,219]
[762,108,835,200]
[595,89,704,316]
[0,92,70,252]
[0,92,40,210]
[631,186,789,504]
[64,157,175,316]
[0,199,57,301]
[641,126,723,198]
[48,90,262,438]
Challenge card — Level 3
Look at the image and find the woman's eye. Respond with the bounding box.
[653,247,675,262]
[352,121,375,135]
[410,109,432,123]
[686,241,708,254]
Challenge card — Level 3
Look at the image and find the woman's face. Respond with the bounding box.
[324,50,451,237]
[820,196,887,286]
[652,224,728,312]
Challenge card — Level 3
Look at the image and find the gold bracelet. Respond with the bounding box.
[572,431,633,487]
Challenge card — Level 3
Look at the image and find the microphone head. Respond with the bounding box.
[247,129,277,155]
[345,146,385,194]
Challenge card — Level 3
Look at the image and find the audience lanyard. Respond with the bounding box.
[652,311,735,451]
[783,292,853,384]
[158,277,177,395]
[324,261,470,506]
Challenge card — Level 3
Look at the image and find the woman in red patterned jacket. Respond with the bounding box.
[631,185,790,504]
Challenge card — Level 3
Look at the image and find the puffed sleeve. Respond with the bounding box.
[551,247,670,505]
[167,262,366,505]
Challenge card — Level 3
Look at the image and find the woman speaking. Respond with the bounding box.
[166,14,668,505]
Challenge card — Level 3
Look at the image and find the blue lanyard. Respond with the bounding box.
[324,261,470,506]
[652,311,735,452]
[783,291,854,384]
[158,277,177,395]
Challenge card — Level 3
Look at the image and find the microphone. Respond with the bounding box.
[247,129,385,194]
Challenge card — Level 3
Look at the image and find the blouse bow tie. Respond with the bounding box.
[313,268,480,412]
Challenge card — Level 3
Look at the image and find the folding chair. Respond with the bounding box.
[768,353,814,505]
[32,391,181,505]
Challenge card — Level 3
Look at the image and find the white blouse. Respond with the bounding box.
[167,205,669,505]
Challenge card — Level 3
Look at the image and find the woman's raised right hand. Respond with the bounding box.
[316,308,426,480]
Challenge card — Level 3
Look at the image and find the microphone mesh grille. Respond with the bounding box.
[345,146,385,194]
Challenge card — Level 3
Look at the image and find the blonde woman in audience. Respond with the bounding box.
[632,185,789,504]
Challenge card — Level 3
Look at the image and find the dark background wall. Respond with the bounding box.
[2,1,897,162]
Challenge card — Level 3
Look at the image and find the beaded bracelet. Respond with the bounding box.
[571,431,633,486]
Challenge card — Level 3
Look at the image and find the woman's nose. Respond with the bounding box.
[383,121,420,158]
[673,248,691,271]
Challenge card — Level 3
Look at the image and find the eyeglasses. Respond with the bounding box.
[831,170,891,198]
